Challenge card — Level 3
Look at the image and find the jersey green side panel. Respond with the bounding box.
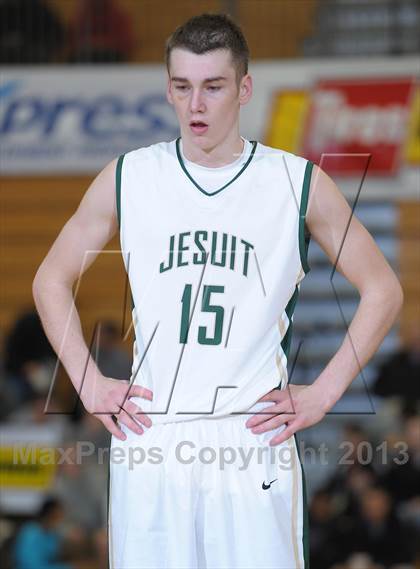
[116,154,134,315]
[299,160,314,274]
[294,432,310,568]
[276,285,299,390]
[294,161,313,565]
[116,154,125,230]
[281,285,300,361]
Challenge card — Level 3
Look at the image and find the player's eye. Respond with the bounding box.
[207,86,221,91]
[175,85,188,91]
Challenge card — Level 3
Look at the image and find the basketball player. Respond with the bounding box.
[33,13,403,569]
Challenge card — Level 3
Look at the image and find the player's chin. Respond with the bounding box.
[183,127,213,148]
[189,126,210,138]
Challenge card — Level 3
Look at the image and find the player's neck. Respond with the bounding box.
[180,131,244,168]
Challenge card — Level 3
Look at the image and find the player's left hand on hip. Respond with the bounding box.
[245,384,327,446]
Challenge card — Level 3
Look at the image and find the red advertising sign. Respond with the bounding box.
[302,78,414,175]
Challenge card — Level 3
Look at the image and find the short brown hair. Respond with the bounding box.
[165,13,249,82]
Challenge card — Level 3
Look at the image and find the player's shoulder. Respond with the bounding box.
[253,140,310,170]
[117,139,177,168]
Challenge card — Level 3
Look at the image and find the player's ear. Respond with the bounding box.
[166,77,174,105]
[239,74,252,106]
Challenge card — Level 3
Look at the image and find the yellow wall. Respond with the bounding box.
[46,0,318,62]
[1,176,131,352]
[398,201,420,345]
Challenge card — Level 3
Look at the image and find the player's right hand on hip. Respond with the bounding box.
[81,376,153,440]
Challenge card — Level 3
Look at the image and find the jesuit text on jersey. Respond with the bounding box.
[159,230,255,277]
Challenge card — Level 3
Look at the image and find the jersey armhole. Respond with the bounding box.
[298,160,314,274]
[116,154,125,230]
[115,153,134,311]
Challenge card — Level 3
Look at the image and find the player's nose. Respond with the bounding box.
[189,89,206,113]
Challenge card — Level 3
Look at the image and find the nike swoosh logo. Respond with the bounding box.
[262,479,278,490]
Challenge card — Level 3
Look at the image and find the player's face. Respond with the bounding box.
[167,48,252,150]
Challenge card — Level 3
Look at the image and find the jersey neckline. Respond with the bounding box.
[175,137,258,198]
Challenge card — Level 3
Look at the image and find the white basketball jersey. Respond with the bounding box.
[116,138,313,424]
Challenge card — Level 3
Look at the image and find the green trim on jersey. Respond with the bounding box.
[116,154,134,313]
[294,432,310,568]
[280,288,310,567]
[279,288,310,566]
[299,161,314,274]
[280,285,300,361]
[116,154,125,229]
[175,138,258,197]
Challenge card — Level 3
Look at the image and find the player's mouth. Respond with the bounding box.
[189,121,208,135]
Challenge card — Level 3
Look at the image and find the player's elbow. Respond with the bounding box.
[32,262,72,299]
[32,267,48,303]
[381,273,404,323]
[392,278,404,317]
[361,269,404,324]
[32,257,52,291]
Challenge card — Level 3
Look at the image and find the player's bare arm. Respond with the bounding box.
[32,159,153,441]
[246,164,404,445]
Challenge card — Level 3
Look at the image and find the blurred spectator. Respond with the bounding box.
[331,552,385,569]
[53,449,108,566]
[3,309,55,382]
[52,445,106,534]
[341,423,370,464]
[337,463,378,517]
[0,0,64,64]
[373,322,420,416]
[52,444,108,566]
[1,309,56,417]
[309,490,344,569]
[5,391,71,443]
[345,486,415,567]
[307,462,373,565]
[0,358,17,421]
[75,409,111,460]
[379,414,420,545]
[12,497,73,569]
[323,424,379,517]
[67,0,134,63]
[91,319,132,380]
[380,415,420,503]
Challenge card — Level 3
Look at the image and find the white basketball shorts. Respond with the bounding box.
[108,401,309,569]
